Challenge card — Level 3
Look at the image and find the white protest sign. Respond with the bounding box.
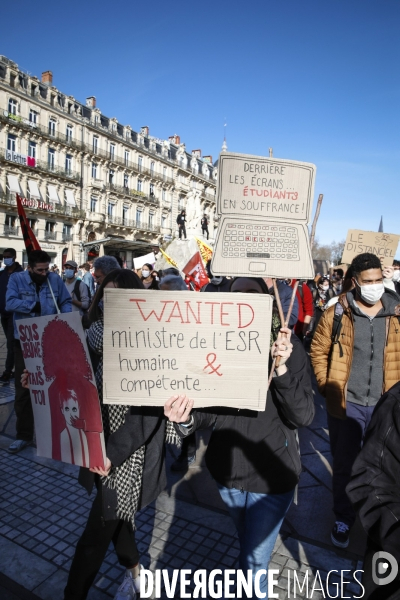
[103,289,273,411]
[133,252,156,270]
[211,151,316,279]
[342,230,400,266]
[17,312,106,468]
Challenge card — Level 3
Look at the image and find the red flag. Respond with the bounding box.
[16,194,41,253]
[182,251,209,292]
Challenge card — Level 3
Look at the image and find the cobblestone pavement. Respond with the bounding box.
[0,329,366,599]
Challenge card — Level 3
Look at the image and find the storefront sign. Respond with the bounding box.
[20,196,54,212]
[5,149,36,167]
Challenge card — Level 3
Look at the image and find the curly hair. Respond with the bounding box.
[351,253,381,277]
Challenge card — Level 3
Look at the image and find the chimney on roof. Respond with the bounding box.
[86,96,96,108]
[140,126,149,137]
[192,149,201,158]
[41,71,53,86]
[169,134,180,145]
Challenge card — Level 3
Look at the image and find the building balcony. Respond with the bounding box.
[62,233,73,242]
[44,231,57,240]
[105,215,160,234]
[106,183,159,204]
[1,109,84,150]
[0,191,85,219]
[1,146,81,183]
[3,225,19,236]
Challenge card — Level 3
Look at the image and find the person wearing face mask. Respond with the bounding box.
[311,253,400,550]
[309,275,335,335]
[140,263,159,290]
[5,250,71,454]
[64,260,90,316]
[0,248,23,382]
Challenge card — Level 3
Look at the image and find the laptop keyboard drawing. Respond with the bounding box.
[221,222,300,261]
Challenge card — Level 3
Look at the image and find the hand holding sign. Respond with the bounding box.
[164,395,194,423]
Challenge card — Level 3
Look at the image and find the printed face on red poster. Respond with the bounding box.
[103,289,273,411]
[17,312,106,469]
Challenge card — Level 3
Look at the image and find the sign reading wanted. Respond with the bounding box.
[103,289,273,411]
[211,152,316,279]
[342,230,400,266]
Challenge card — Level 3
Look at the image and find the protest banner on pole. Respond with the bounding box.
[102,289,273,410]
[133,252,156,270]
[17,312,106,468]
[342,230,400,266]
[211,151,316,279]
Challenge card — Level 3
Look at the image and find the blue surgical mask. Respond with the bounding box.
[64,269,75,279]
[4,258,14,267]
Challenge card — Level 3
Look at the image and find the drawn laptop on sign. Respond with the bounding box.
[211,152,316,280]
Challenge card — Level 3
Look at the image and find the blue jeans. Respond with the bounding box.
[218,484,294,599]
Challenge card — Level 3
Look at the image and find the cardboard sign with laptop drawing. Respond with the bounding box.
[211,152,316,280]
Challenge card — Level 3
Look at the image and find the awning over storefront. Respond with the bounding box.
[65,189,76,206]
[7,174,21,194]
[83,237,160,257]
[47,185,60,204]
[28,179,41,199]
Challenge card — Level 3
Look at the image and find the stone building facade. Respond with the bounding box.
[0,55,218,267]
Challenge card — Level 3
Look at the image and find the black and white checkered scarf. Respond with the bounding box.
[87,318,181,526]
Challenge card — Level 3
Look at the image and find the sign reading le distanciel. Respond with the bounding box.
[103,289,273,411]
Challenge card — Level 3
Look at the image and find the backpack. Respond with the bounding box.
[328,301,345,363]
[73,280,90,312]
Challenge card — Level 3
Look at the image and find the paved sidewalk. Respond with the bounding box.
[0,330,366,599]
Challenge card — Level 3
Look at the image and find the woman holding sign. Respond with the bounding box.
[62,269,181,600]
[165,277,314,599]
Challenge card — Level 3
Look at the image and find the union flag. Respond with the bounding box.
[182,251,209,292]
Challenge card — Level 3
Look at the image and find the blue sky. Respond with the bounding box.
[2,0,399,252]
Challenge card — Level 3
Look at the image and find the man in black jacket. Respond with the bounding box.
[176,210,187,239]
[347,383,400,599]
[0,248,23,382]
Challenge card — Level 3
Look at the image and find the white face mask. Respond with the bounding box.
[142,270,150,278]
[356,281,385,305]
[321,284,329,291]
[393,270,400,282]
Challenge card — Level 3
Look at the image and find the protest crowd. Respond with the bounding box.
[1,196,400,600]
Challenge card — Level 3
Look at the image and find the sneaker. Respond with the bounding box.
[132,565,155,599]
[331,521,350,548]
[114,570,136,600]
[8,439,32,454]
[0,371,12,382]
[170,453,196,472]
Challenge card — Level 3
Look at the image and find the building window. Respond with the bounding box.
[162,189,166,201]
[161,214,167,228]
[124,150,129,166]
[28,141,36,159]
[123,205,129,223]
[148,212,154,228]
[65,154,72,174]
[138,156,143,172]
[28,218,37,231]
[163,167,167,181]
[66,124,73,141]
[150,183,154,197]
[48,119,56,136]
[91,162,97,179]
[124,174,129,188]
[29,110,38,124]
[8,99,17,115]
[93,136,98,154]
[137,179,142,192]
[109,169,114,184]
[45,221,55,232]
[63,224,72,240]
[7,134,16,152]
[136,208,142,224]
[150,162,155,176]
[48,148,55,169]
[90,197,97,212]
[108,202,114,217]
[109,144,115,160]
[5,215,17,235]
